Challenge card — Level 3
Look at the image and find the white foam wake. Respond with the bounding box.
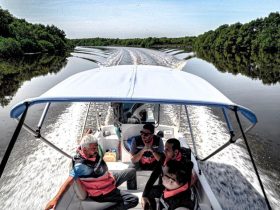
[0,103,87,209]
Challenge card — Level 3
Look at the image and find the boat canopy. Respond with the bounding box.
[10,65,257,124]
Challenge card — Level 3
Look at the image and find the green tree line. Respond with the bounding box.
[70,36,195,49]
[1,7,279,58]
[0,7,71,58]
[194,12,280,53]
[71,12,280,54]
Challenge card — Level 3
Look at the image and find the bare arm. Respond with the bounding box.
[130,137,147,163]
[45,176,74,210]
[152,137,164,161]
[131,148,146,163]
[142,156,164,196]
[152,151,162,161]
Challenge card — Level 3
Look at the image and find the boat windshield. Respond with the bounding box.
[112,103,157,124]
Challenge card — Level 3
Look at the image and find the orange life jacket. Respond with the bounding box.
[160,182,193,210]
[73,149,116,197]
[163,182,189,199]
[134,135,161,165]
[79,171,116,197]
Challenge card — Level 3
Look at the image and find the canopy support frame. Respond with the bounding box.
[198,122,254,162]
[185,105,201,174]
[0,102,30,178]
[36,102,51,138]
[234,106,271,210]
[79,102,92,141]
[21,120,72,159]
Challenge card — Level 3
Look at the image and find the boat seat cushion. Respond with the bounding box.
[56,180,116,210]
[73,179,87,200]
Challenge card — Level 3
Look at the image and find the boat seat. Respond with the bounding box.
[55,179,116,210]
[198,203,212,210]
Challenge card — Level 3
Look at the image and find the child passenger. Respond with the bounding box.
[158,160,194,210]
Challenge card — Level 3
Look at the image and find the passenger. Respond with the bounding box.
[158,160,194,210]
[141,138,192,209]
[45,131,138,210]
[139,109,147,123]
[130,123,164,170]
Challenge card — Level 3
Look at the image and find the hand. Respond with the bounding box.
[85,128,93,134]
[141,197,151,210]
[45,199,57,210]
[144,145,152,149]
[142,147,152,153]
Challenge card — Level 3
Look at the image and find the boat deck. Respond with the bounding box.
[108,162,153,210]
[55,161,152,210]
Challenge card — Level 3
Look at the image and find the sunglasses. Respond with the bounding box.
[140,131,152,137]
[162,173,177,183]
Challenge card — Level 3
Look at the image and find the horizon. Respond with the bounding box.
[0,0,279,39]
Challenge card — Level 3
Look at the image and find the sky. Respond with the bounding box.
[0,0,279,39]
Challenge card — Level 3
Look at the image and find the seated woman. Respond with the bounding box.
[156,160,194,210]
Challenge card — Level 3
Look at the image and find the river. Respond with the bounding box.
[0,47,279,209]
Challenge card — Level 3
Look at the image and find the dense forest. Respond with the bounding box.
[70,36,195,49]
[194,12,280,53]
[71,12,280,54]
[1,7,279,58]
[0,7,71,58]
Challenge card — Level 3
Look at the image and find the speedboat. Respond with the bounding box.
[0,65,271,209]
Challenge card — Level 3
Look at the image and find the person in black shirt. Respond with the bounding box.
[141,138,192,209]
[130,123,164,170]
[158,160,194,210]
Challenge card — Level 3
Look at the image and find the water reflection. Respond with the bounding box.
[0,53,68,107]
[196,50,280,85]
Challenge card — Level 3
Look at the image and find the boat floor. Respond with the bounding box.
[108,161,152,210]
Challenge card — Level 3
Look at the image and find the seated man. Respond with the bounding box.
[141,138,193,208]
[130,123,164,170]
[158,160,194,210]
[45,132,138,210]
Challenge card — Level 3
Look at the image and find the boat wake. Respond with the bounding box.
[73,46,187,70]
[0,47,277,209]
[0,103,87,209]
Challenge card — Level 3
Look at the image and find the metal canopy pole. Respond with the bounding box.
[20,121,72,159]
[198,106,256,161]
[184,105,201,174]
[94,103,101,131]
[37,103,51,130]
[178,105,182,131]
[0,102,29,178]
[80,102,91,139]
[157,104,161,126]
[199,124,254,161]
[234,107,271,210]
[222,107,234,137]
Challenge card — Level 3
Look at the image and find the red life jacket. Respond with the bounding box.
[73,149,116,197]
[140,137,156,165]
[134,135,161,165]
[163,182,189,198]
[163,151,182,166]
[160,182,193,210]
[79,171,116,197]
